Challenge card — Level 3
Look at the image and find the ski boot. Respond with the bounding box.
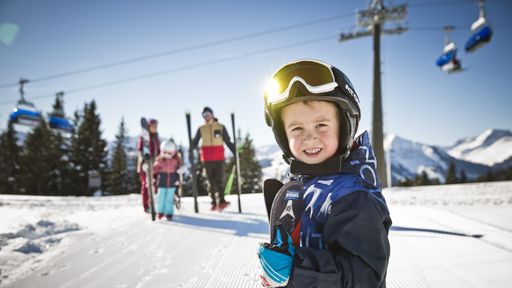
[217,201,231,212]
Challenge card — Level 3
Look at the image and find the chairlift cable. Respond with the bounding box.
[409,0,507,8]
[0,13,354,89]
[1,1,507,89]
[0,34,336,106]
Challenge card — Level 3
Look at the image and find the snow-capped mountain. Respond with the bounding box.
[447,129,512,166]
[256,129,511,185]
[257,144,289,181]
[385,134,489,184]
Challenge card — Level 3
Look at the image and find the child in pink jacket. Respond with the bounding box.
[153,139,182,220]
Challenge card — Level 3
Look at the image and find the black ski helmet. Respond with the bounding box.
[264,59,361,162]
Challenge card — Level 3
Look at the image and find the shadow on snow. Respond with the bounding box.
[161,213,270,239]
[391,225,483,238]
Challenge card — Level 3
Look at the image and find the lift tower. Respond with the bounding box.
[339,0,407,187]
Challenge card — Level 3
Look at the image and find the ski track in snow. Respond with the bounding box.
[1,181,512,287]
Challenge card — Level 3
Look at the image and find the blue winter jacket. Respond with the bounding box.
[288,131,391,288]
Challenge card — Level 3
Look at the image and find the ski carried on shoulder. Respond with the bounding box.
[141,117,156,221]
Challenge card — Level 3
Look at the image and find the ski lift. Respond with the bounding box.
[435,26,462,73]
[9,79,42,126]
[465,0,493,53]
[48,91,73,133]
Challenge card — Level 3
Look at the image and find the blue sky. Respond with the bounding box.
[1,0,511,147]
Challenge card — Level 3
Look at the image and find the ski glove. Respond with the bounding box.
[257,225,295,287]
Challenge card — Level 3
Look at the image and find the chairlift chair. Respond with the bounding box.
[48,92,73,133]
[435,26,462,73]
[465,0,493,52]
[10,101,42,126]
[9,79,42,127]
[48,115,73,133]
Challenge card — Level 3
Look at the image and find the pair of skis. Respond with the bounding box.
[140,117,157,221]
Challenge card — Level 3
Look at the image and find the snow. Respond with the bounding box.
[257,144,289,181]
[255,144,281,161]
[1,181,512,287]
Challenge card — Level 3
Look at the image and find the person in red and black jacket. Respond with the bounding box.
[192,107,235,211]
[136,118,160,213]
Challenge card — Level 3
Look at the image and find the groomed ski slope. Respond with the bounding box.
[1,181,511,287]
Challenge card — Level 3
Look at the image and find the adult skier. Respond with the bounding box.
[192,107,235,211]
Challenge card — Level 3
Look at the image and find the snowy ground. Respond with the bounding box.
[1,181,511,287]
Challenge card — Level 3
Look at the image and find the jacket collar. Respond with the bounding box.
[288,131,381,187]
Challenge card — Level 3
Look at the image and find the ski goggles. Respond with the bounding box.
[264,60,338,105]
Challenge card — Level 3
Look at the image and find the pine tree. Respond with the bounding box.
[397,177,414,187]
[415,171,431,186]
[0,121,21,194]
[445,161,457,184]
[108,118,130,195]
[484,168,495,182]
[182,147,209,197]
[459,169,467,183]
[69,101,107,195]
[226,132,262,194]
[55,131,77,196]
[19,119,64,195]
[64,109,83,195]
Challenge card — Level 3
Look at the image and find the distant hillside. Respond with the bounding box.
[385,134,489,184]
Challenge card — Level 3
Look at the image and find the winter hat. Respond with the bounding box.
[202,106,213,115]
[160,139,177,156]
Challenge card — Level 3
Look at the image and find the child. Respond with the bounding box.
[152,139,181,220]
[257,59,391,287]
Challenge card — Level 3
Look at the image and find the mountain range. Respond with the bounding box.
[257,129,512,185]
[110,128,511,186]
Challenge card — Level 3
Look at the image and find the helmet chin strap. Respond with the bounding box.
[286,146,351,176]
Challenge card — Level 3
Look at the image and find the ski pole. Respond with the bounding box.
[231,112,242,213]
[186,111,199,213]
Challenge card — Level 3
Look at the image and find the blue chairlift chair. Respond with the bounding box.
[465,0,493,53]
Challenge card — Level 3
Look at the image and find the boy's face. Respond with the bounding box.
[281,101,339,164]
